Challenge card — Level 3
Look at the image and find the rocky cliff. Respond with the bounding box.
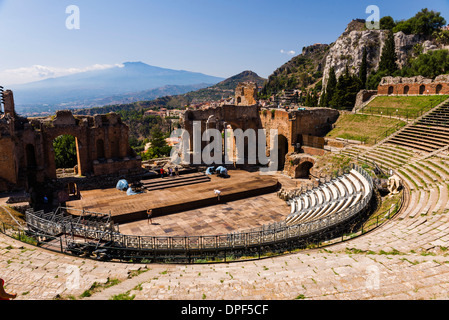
[322,20,430,88]
[264,19,442,96]
[260,43,330,96]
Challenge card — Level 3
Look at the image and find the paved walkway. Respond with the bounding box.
[2,207,449,301]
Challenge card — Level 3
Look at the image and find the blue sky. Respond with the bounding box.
[1,0,449,85]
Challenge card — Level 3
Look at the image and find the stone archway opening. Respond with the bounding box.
[237,97,242,105]
[52,134,80,178]
[388,86,394,95]
[403,86,410,95]
[278,134,289,171]
[419,85,426,95]
[295,161,314,179]
[436,84,443,95]
[67,182,79,198]
[25,144,37,188]
[96,139,106,160]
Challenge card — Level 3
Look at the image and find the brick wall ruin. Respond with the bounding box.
[378,75,449,95]
[0,92,142,192]
[182,85,339,176]
[235,82,258,106]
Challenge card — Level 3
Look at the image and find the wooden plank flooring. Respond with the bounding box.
[66,170,279,224]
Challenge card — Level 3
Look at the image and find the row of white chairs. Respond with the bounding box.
[285,169,370,226]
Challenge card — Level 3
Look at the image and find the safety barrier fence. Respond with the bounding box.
[0,164,385,263]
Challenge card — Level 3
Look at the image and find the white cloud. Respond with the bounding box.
[1,63,124,86]
[280,49,296,56]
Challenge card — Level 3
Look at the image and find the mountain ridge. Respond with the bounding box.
[74,70,266,116]
[10,61,225,114]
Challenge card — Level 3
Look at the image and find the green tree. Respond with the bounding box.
[366,69,390,90]
[142,126,172,160]
[411,8,446,36]
[330,66,363,111]
[401,49,449,78]
[53,135,77,169]
[320,67,337,108]
[393,8,446,36]
[392,20,413,34]
[359,47,368,89]
[378,31,398,75]
[380,16,396,30]
[433,30,449,46]
[305,90,318,108]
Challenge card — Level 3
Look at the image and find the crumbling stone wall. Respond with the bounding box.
[182,100,339,176]
[283,155,317,179]
[0,93,142,192]
[378,75,449,95]
[183,105,262,164]
[259,108,339,154]
[235,82,258,106]
[353,90,378,112]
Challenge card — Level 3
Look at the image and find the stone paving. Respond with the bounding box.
[2,230,449,301]
[119,193,288,237]
[2,149,449,300]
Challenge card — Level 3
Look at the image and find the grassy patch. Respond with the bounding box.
[111,292,135,300]
[0,206,26,227]
[326,113,406,145]
[80,278,121,298]
[362,191,402,230]
[362,95,449,119]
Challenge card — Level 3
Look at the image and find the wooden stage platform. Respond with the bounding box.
[66,170,279,224]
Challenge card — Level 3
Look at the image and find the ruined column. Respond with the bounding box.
[3,90,15,117]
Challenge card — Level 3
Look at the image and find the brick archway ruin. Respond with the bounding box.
[182,104,339,170]
[295,160,314,179]
[388,86,394,95]
[282,155,316,179]
[404,85,410,95]
[378,75,449,95]
[0,93,142,192]
[419,85,426,95]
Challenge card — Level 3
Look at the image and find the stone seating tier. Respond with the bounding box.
[286,170,367,226]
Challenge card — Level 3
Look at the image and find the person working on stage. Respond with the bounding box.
[214,189,222,202]
[147,209,153,225]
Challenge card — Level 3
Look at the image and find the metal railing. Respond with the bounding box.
[25,208,118,237]
[15,164,375,263]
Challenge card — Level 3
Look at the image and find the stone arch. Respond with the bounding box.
[229,121,258,165]
[26,144,37,168]
[388,86,394,95]
[403,86,410,95]
[110,138,120,159]
[295,161,314,179]
[67,182,78,196]
[436,84,443,94]
[278,134,289,170]
[206,115,217,129]
[25,144,38,188]
[44,129,85,180]
[96,139,105,160]
[52,134,81,175]
[419,85,426,95]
